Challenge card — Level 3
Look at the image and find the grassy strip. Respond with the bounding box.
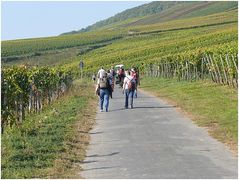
[1,79,97,178]
[140,77,237,153]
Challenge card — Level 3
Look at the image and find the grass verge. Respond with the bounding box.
[1,79,98,178]
[140,77,237,154]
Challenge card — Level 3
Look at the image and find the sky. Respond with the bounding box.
[1,1,148,40]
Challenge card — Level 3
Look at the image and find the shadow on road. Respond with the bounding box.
[78,131,103,135]
[82,160,98,164]
[109,106,176,112]
[90,131,103,135]
[83,166,119,171]
[109,108,126,112]
[133,106,176,109]
[87,152,120,158]
[136,96,168,99]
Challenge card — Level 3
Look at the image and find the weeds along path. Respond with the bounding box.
[81,85,237,178]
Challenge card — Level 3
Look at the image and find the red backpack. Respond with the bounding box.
[127,77,136,90]
[132,72,137,79]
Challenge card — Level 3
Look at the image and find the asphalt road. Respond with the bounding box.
[81,86,238,179]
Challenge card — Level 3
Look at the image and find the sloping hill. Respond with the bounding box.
[62,1,237,34]
[61,1,182,35]
[124,1,238,27]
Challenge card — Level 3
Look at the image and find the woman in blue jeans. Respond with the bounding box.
[122,69,136,109]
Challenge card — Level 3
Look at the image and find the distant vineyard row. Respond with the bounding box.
[127,10,237,34]
[1,31,124,57]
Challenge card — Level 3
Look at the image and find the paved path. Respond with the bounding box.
[81,86,238,179]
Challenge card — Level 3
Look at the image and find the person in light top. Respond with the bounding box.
[95,70,111,112]
[97,67,106,79]
[122,69,136,109]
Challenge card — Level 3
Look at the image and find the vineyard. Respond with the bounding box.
[1,30,125,57]
[126,9,237,34]
[145,53,238,88]
[76,21,237,76]
[1,66,73,133]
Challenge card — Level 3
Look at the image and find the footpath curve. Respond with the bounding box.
[81,85,237,178]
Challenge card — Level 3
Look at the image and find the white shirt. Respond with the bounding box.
[123,75,136,90]
[97,69,106,79]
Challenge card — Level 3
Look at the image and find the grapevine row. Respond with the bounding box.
[1,66,73,133]
[145,52,238,88]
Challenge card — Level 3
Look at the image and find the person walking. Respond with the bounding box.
[109,66,116,91]
[97,67,106,79]
[122,69,136,109]
[95,70,111,112]
[118,67,125,88]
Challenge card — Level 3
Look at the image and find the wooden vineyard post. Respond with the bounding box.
[193,65,196,81]
[201,58,204,80]
[225,54,233,87]
[176,61,180,81]
[185,61,188,81]
[157,64,160,77]
[219,54,229,85]
[155,64,157,77]
[174,62,177,78]
[165,62,168,78]
[207,54,218,83]
[181,63,184,80]
[231,54,238,87]
[195,66,198,81]
[231,54,238,71]
[19,94,23,123]
[162,63,165,78]
[165,62,166,78]
[210,54,223,84]
[205,56,216,82]
[167,63,169,78]
[186,61,189,81]
[170,63,173,78]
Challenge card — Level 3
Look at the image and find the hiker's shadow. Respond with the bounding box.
[110,106,176,112]
[87,152,120,158]
[109,108,126,112]
[134,106,176,109]
[83,166,119,171]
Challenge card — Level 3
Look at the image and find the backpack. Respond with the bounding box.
[99,77,108,89]
[110,69,116,77]
[132,72,137,79]
[128,77,136,91]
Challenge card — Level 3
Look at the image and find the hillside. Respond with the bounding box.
[124,1,238,27]
[61,1,181,35]
[62,1,237,34]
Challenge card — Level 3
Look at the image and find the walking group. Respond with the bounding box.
[95,66,140,112]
